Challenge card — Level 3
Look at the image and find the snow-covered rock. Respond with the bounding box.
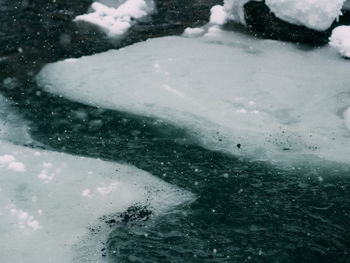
[36,30,350,164]
[329,25,350,58]
[210,5,229,25]
[74,0,155,38]
[222,0,345,31]
[264,0,344,32]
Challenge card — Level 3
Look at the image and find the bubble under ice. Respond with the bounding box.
[37,30,350,164]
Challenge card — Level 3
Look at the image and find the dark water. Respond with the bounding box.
[1,1,350,262]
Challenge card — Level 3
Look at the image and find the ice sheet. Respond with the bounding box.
[36,30,350,164]
[0,93,193,263]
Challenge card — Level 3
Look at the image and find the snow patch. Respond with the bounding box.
[222,0,345,31]
[74,0,155,38]
[210,5,229,25]
[329,26,350,58]
[7,161,26,172]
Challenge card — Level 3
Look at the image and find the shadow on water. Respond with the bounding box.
[1,79,350,263]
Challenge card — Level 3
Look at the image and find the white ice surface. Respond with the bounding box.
[36,30,350,164]
[220,0,345,31]
[329,26,350,58]
[0,94,193,262]
[74,0,154,38]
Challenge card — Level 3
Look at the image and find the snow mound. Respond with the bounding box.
[218,0,345,31]
[74,0,154,38]
[265,0,344,31]
[210,5,229,25]
[36,30,350,164]
[329,26,350,58]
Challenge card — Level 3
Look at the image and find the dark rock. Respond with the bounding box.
[242,1,350,45]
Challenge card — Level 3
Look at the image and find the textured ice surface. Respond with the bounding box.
[0,92,31,144]
[220,0,345,31]
[0,94,193,263]
[0,142,193,263]
[330,26,350,58]
[74,0,154,37]
[37,30,350,164]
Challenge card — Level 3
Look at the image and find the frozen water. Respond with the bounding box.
[36,30,350,164]
[74,0,155,38]
[0,94,193,262]
[0,141,193,263]
[220,0,345,31]
[0,92,31,145]
[329,26,350,58]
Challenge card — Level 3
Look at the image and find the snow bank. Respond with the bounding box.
[216,0,345,31]
[329,26,350,58]
[74,0,154,38]
[36,30,350,164]
[0,94,193,262]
